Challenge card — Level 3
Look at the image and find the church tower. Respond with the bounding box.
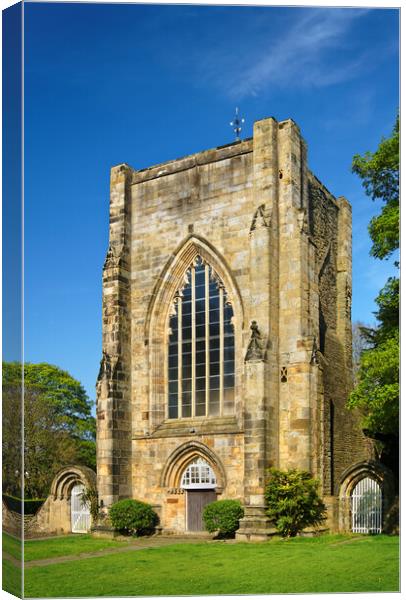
[96,116,372,537]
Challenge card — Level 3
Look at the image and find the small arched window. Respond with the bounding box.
[181,458,216,489]
[168,256,235,419]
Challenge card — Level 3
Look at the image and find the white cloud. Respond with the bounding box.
[199,8,371,99]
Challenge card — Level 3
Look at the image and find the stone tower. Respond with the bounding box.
[96,116,371,537]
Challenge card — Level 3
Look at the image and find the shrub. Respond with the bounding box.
[109,499,159,536]
[264,468,326,537]
[202,499,244,537]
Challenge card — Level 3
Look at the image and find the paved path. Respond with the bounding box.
[6,536,217,569]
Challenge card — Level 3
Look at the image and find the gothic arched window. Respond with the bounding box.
[168,256,235,419]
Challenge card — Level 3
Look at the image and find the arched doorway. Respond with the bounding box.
[71,483,91,533]
[181,458,217,531]
[351,477,382,534]
[339,461,395,533]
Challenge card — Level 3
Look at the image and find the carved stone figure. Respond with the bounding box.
[245,321,265,361]
[249,204,271,232]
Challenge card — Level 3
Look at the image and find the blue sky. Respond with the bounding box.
[18,2,399,402]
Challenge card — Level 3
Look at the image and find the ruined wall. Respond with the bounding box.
[97,166,133,505]
[2,499,68,538]
[308,175,372,495]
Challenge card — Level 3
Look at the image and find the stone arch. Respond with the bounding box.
[160,441,227,492]
[50,465,96,501]
[338,460,395,532]
[145,234,244,428]
[145,234,244,340]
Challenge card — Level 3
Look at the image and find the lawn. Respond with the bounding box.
[3,532,22,560]
[2,534,23,597]
[2,533,23,597]
[2,532,127,598]
[23,534,399,597]
[23,533,130,561]
[2,558,22,598]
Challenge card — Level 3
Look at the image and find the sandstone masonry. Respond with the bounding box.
[96,116,372,536]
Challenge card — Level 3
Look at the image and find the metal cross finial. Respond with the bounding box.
[230,107,245,141]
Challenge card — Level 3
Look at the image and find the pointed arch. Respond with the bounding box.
[338,460,396,532]
[145,235,244,428]
[160,441,226,490]
[145,234,244,340]
[339,460,394,499]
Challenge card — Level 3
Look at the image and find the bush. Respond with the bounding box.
[109,499,159,536]
[203,499,244,538]
[264,468,326,537]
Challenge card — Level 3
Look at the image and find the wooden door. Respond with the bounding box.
[187,490,216,531]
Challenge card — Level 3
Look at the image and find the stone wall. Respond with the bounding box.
[97,116,372,534]
[2,501,23,538]
[2,499,59,538]
[308,176,372,496]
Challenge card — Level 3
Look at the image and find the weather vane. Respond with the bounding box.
[230,107,245,141]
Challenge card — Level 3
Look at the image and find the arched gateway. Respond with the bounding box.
[339,460,395,534]
[32,465,96,535]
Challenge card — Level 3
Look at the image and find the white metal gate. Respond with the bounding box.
[351,477,382,534]
[71,483,91,533]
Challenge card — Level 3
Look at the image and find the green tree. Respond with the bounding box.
[349,115,399,474]
[348,331,399,436]
[2,362,96,497]
[352,115,399,261]
[23,386,80,498]
[2,364,23,497]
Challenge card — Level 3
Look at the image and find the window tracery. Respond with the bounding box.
[168,256,235,419]
[181,458,216,489]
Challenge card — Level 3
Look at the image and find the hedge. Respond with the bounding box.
[2,494,46,515]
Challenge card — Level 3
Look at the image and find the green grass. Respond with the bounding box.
[24,534,399,597]
[2,558,22,598]
[23,533,130,562]
[3,532,22,560]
